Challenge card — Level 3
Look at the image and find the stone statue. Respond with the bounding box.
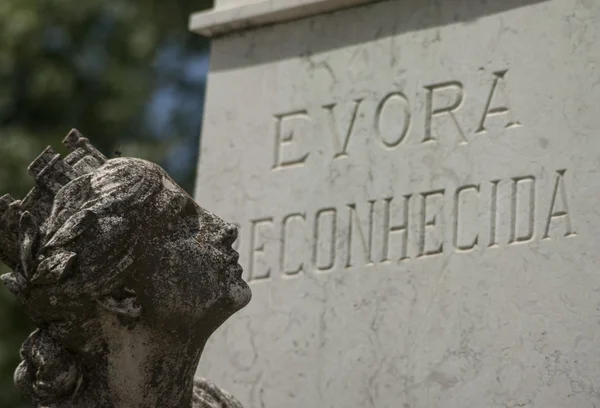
[0,130,251,408]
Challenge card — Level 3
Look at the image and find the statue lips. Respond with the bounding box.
[226,252,243,278]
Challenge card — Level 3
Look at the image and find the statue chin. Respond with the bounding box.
[214,279,251,320]
[229,280,252,310]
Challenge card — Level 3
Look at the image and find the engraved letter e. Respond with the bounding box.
[273,110,312,170]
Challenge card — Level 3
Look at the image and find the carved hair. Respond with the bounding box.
[0,130,170,405]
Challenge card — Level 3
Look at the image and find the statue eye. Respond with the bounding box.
[169,194,186,216]
[178,198,196,217]
[181,200,203,234]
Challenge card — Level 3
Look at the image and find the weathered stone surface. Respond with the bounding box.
[193,0,600,407]
[1,130,250,408]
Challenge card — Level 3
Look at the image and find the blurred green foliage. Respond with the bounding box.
[0,1,213,406]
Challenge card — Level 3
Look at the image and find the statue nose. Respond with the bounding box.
[220,223,238,246]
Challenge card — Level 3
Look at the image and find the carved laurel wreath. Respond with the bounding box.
[2,209,79,293]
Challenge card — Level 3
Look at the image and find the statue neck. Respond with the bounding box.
[65,316,208,408]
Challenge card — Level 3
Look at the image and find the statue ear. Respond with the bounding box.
[96,287,141,319]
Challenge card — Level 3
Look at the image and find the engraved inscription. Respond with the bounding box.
[488,179,500,248]
[477,70,521,134]
[313,208,337,273]
[508,176,535,244]
[381,195,410,263]
[251,68,576,283]
[453,184,480,251]
[375,92,411,148]
[273,111,311,170]
[248,217,274,282]
[417,189,445,257]
[543,169,576,239]
[323,99,364,158]
[240,168,576,283]
[280,213,306,277]
[345,201,375,268]
[270,69,522,171]
[424,81,467,144]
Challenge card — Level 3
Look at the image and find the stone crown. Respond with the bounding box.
[0,129,107,271]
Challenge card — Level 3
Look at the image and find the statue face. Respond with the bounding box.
[136,174,251,334]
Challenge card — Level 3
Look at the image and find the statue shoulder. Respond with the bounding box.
[192,378,244,408]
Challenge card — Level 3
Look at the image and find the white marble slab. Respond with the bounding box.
[193,0,600,406]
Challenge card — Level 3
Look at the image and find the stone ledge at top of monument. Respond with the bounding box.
[190,0,379,37]
[273,69,520,170]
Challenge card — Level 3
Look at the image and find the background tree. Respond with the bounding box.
[0,1,213,406]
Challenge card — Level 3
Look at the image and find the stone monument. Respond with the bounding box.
[0,130,250,407]
[190,0,600,407]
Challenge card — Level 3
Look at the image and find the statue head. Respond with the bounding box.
[0,130,251,406]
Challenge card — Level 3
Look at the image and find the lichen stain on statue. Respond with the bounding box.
[0,129,250,408]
